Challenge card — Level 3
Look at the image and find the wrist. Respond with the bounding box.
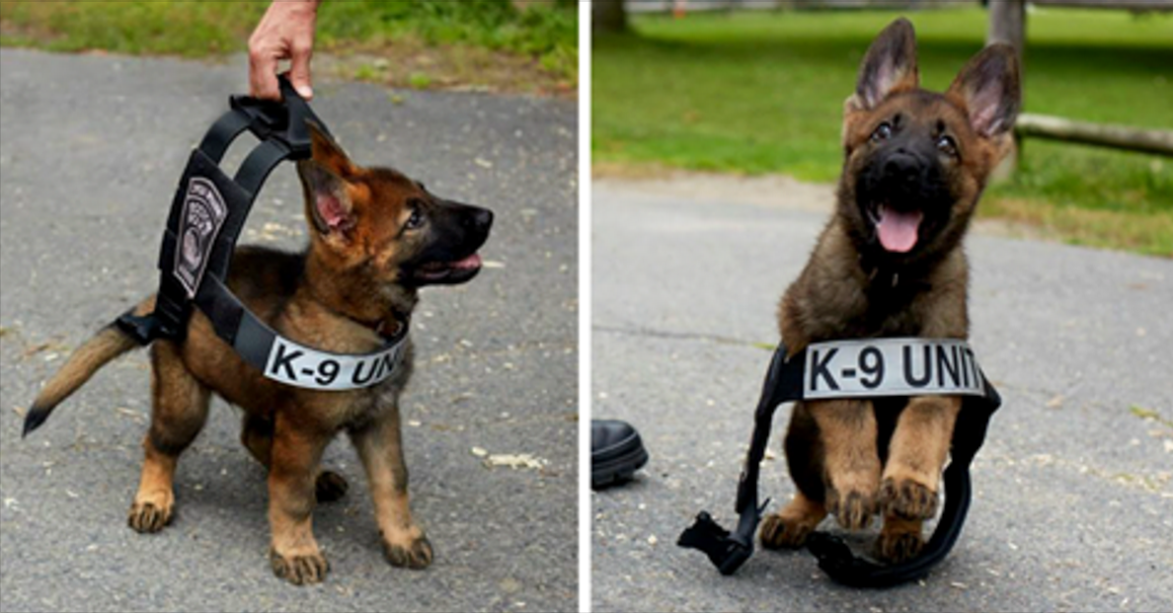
[277,0,320,18]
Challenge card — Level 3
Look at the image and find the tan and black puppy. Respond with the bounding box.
[24,124,493,585]
[758,19,1019,562]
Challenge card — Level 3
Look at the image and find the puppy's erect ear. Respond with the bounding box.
[299,121,360,238]
[307,120,357,179]
[947,43,1021,138]
[298,159,355,237]
[847,17,920,113]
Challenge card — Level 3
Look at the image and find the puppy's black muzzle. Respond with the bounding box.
[862,144,946,208]
[405,200,494,286]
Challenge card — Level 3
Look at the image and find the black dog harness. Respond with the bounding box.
[117,77,408,391]
[678,338,1001,587]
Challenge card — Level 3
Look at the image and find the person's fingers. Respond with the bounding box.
[288,38,314,100]
[249,49,282,101]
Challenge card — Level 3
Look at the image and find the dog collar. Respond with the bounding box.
[678,337,1001,587]
[115,77,408,391]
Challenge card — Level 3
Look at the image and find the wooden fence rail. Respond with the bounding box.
[1016,113,1173,157]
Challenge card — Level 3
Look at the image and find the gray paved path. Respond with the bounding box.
[592,178,1172,612]
[0,49,577,612]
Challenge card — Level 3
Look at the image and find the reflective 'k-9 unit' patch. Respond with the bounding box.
[174,177,228,298]
[803,338,986,399]
[264,335,407,391]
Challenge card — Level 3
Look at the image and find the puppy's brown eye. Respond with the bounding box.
[871,122,893,142]
[405,203,425,230]
[936,135,957,157]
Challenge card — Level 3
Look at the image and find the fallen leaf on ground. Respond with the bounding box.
[484,453,548,470]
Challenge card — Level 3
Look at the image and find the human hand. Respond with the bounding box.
[248,0,320,101]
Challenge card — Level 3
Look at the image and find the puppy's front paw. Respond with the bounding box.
[383,533,433,570]
[879,477,938,520]
[826,487,876,531]
[270,548,330,585]
[128,491,174,533]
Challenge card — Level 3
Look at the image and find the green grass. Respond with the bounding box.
[0,0,577,87]
[593,8,1173,255]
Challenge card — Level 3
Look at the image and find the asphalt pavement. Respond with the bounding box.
[0,49,577,612]
[591,178,1172,612]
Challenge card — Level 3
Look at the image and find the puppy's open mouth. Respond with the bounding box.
[867,203,923,254]
[412,252,483,284]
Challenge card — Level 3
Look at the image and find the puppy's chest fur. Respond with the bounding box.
[779,222,969,351]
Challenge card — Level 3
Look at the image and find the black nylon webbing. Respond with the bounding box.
[234,139,291,199]
[678,342,1001,586]
[198,109,253,163]
[193,274,407,379]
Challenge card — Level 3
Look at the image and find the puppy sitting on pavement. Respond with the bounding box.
[760,18,1019,562]
[25,124,493,585]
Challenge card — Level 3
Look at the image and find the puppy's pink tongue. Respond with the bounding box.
[876,206,923,253]
[452,253,482,270]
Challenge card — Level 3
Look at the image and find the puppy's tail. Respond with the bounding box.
[23,322,142,438]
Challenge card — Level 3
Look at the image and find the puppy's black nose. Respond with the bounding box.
[883,153,921,184]
[466,208,494,232]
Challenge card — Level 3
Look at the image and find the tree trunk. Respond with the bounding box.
[593,0,627,34]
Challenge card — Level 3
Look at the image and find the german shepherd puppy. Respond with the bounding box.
[24,124,493,584]
[759,19,1019,562]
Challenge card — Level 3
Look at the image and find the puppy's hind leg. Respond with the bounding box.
[877,514,926,563]
[761,491,826,549]
[129,340,210,533]
[762,403,827,549]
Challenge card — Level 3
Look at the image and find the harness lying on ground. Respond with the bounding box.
[678,338,1001,588]
[116,77,407,391]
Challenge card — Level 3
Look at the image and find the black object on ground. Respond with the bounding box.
[592,419,649,490]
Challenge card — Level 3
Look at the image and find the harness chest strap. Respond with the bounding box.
[116,77,408,392]
[677,337,1001,587]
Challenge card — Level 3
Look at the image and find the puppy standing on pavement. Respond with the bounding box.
[758,19,1019,561]
[24,124,493,585]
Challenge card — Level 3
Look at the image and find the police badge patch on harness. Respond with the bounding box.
[175,177,228,298]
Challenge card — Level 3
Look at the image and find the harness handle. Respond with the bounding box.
[229,76,324,158]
